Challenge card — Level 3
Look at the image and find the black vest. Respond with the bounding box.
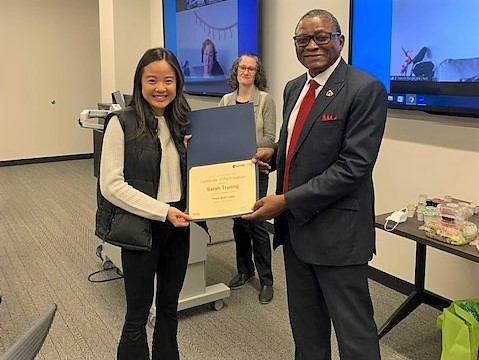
[95,107,186,251]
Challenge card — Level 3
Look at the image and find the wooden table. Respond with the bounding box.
[374,212,479,338]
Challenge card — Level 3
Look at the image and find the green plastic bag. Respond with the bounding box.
[437,299,479,360]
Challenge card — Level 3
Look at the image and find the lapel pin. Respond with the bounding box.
[326,89,334,97]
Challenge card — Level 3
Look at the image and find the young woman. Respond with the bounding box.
[219,54,277,304]
[96,48,192,360]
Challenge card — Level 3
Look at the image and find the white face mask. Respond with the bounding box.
[384,207,408,231]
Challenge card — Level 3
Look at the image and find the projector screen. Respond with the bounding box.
[349,0,479,118]
[163,0,260,97]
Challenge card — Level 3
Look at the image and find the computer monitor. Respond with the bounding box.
[111,91,126,108]
[111,91,133,108]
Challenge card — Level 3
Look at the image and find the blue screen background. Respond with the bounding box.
[349,0,479,116]
[350,0,392,92]
[163,0,259,96]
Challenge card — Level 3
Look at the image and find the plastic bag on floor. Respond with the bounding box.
[437,299,479,360]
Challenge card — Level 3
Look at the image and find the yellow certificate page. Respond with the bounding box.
[188,159,257,220]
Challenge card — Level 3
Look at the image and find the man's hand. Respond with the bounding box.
[242,195,288,221]
[167,207,192,227]
[251,147,274,174]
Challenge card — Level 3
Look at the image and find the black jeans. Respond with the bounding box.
[117,202,190,360]
[232,173,273,286]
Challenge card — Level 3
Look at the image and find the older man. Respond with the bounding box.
[243,9,387,360]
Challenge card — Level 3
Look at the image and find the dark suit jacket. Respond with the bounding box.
[273,58,387,266]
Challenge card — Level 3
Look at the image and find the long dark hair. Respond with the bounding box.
[130,48,190,149]
[227,54,267,91]
[201,39,224,76]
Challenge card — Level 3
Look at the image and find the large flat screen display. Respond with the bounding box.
[349,0,479,118]
[163,0,260,97]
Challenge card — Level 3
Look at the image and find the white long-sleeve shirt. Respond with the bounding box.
[99,115,182,222]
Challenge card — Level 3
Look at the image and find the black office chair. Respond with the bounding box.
[0,303,57,360]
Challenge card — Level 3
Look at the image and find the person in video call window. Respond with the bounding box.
[243,9,387,360]
[201,38,225,77]
[97,47,192,360]
[219,54,276,304]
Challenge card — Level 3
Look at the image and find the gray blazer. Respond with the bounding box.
[274,59,387,266]
[219,87,276,148]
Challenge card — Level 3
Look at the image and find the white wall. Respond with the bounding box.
[0,0,101,161]
[372,110,479,299]
[98,0,151,101]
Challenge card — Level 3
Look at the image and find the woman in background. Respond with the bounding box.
[96,48,192,359]
[201,38,225,77]
[219,54,276,303]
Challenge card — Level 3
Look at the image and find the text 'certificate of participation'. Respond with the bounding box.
[188,160,256,219]
[186,103,258,221]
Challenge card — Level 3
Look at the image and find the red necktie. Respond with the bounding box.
[283,80,319,193]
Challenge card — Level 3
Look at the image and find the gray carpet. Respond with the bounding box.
[0,159,443,359]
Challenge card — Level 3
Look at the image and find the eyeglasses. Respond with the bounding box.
[293,31,341,47]
[238,65,257,73]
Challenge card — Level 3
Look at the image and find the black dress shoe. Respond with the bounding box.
[228,273,254,289]
[259,285,273,304]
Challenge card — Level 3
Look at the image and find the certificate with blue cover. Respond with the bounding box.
[186,103,258,220]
